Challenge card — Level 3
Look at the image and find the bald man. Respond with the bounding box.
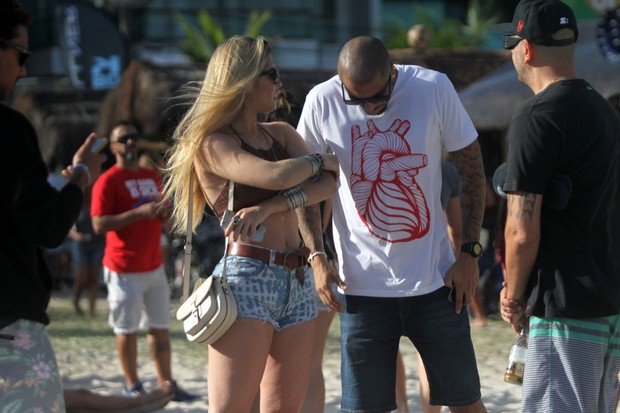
[498,1,620,412]
[297,35,487,413]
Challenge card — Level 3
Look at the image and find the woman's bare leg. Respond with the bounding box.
[300,310,334,413]
[208,318,275,413]
[258,319,317,413]
[87,265,100,317]
[73,266,88,316]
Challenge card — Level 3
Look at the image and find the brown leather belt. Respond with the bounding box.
[226,243,309,271]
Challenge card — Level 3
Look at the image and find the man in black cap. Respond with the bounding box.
[498,1,620,412]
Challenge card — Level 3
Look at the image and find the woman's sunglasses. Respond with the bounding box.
[0,38,31,66]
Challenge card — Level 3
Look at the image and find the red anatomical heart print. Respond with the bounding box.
[351,119,430,242]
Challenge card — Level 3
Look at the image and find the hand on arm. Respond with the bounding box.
[222,199,280,242]
[222,167,338,242]
[501,191,541,332]
[445,141,485,313]
[321,154,340,178]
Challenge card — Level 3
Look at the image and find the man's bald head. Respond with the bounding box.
[337,36,391,86]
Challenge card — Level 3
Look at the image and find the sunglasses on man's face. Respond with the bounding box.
[341,73,393,106]
[504,35,524,50]
[259,67,281,85]
[113,133,140,144]
[0,38,31,66]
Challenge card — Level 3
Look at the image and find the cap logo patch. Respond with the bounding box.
[517,19,524,32]
[560,17,569,25]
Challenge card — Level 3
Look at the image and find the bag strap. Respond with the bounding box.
[181,174,234,303]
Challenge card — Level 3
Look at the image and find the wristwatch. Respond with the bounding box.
[461,241,483,257]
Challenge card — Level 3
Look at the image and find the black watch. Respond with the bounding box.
[461,241,483,257]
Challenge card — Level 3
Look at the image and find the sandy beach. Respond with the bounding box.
[49,291,523,413]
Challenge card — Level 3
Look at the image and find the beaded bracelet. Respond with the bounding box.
[280,186,308,211]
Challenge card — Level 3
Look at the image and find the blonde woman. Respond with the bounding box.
[163,36,339,413]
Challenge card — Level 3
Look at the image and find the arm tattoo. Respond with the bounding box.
[507,193,537,221]
[448,141,486,242]
[296,203,325,251]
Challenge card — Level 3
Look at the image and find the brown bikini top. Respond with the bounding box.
[211,126,289,219]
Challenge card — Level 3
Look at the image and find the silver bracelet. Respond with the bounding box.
[72,162,91,186]
[307,251,327,263]
[280,186,308,211]
[302,153,324,182]
[310,153,324,182]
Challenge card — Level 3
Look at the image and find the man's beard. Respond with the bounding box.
[122,150,137,162]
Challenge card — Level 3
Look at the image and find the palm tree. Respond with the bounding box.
[384,0,499,49]
[176,9,272,63]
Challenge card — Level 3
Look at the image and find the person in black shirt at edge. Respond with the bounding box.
[0,1,173,411]
[498,1,620,412]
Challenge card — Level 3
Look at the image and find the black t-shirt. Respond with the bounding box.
[0,104,83,326]
[504,79,620,318]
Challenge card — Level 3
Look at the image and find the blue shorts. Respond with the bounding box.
[212,255,317,331]
[339,286,482,412]
[71,241,104,267]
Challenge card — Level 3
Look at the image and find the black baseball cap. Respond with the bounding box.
[496,0,579,49]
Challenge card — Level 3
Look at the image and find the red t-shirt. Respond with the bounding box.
[91,165,162,273]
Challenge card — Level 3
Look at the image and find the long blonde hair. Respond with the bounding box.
[163,36,272,234]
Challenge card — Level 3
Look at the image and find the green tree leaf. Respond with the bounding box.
[176,9,273,63]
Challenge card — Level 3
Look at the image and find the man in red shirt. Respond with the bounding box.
[92,120,197,402]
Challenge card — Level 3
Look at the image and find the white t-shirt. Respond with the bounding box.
[297,65,477,297]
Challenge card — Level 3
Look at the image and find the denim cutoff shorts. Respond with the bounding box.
[212,255,317,331]
[71,241,104,267]
[339,286,482,412]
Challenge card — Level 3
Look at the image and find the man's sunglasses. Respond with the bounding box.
[114,133,140,144]
[504,35,524,50]
[341,72,393,106]
[0,38,31,66]
[259,67,281,85]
